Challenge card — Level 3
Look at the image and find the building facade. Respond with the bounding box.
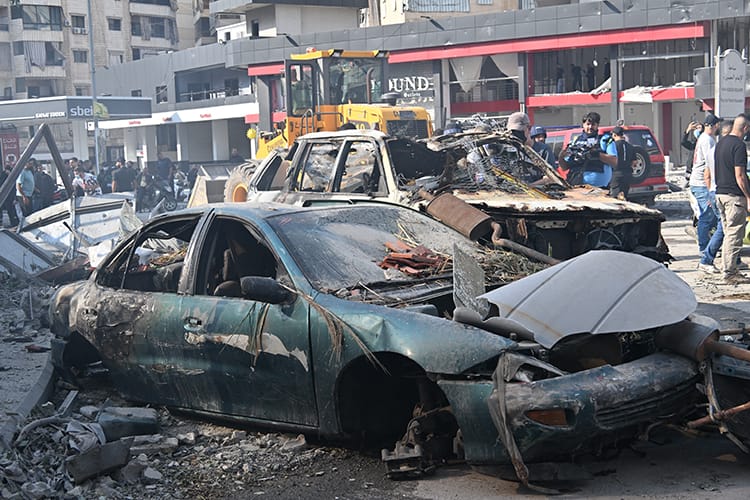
[0,0,194,165]
[94,0,750,168]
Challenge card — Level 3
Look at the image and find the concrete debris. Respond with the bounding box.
[281,434,307,452]
[78,406,99,420]
[65,437,133,483]
[129,434,179,456]
[142,466,163,484]
[97,406,159,441]
[177,432,196,446]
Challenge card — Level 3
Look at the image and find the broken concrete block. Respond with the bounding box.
[129,435,178,456]
[177,432,196,446]
[20,481,53,500]
[79,406,99,419]
[113,458,146,485]
[65,438,133,484]
[142,467,163,485]
[97,407,159,441]
[281,434,307,452]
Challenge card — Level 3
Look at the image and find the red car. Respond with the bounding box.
[546,125,669,206]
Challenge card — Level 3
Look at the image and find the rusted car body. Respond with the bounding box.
[238,129,670,262]
[50,203,697,480]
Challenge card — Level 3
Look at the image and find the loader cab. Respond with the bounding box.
[284,50,388,140]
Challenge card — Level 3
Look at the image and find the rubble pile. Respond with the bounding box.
[0,274,55,428]
[1,385,402,499]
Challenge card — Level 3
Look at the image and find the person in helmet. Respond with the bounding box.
[530,125,554,166]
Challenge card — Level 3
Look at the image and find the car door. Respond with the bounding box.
[80,214,204,407]
[177,214,317,425]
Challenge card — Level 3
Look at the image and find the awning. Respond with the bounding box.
[98,102,258,129]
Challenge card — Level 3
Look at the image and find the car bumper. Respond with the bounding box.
[438,352,698,464]
[629,183,669,199]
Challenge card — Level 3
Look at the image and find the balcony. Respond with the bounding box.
[129,1,175,17]
[210,0,367,16]
[176,85,255,108]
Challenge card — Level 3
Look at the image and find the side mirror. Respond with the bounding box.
[240,276,294,304]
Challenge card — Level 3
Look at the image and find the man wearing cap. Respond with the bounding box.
[606,126,635,200]
[530,125,554,165]
[506,112,531,144]
[690,114,721,256]
[714,114,750,282]
[558,112,616,187]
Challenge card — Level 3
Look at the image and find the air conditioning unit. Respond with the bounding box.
[72,27,87,34]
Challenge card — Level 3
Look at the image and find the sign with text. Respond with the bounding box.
[715,49,746,119]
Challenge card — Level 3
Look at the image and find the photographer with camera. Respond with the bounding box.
[558,112,617,187]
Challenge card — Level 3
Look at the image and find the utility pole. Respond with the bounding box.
[86,0,100,173]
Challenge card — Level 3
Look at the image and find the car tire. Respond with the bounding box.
[630,147,651,182]
[163,197,178,211]
[224,162,258,203]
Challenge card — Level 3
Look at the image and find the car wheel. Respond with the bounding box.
[631,147,651,182]
[224,162,258,203]
[163,197,178,211]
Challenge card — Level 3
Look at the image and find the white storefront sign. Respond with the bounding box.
[715,49,746,118]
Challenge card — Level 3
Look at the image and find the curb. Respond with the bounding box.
[0,353,57,450]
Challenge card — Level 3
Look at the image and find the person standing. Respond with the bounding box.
[690,114,721,256]
[156,152,174,182]
[0,165,19,226]
[34,163,56,210]
[530,126,554,165]
[606,126,635,200]
[558,112,616,187]
[555,64,565,93]
[571,64,582,91]
[585,63,596,91]
[16,159,36,217]
[229,148,244,163]
[714,114,750,282]
[112,158,137,192]
[681,121,702,185]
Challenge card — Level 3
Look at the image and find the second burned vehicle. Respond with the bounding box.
[224,129,670,262]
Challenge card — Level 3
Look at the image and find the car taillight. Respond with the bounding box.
[525,409,572,426]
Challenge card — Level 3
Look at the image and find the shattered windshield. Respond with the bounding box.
[267,205,480,291]
[389,132,565,196]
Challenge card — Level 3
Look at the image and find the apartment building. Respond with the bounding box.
[0,0,196,164]
[94,0,750,167]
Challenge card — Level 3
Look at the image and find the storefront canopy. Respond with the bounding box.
[0,96,152,124]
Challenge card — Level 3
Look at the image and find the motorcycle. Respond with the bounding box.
[140,177,178,212]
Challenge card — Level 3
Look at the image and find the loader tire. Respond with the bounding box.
[224,162,258,203]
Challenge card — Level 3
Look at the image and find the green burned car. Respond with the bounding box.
[50,202,701,482]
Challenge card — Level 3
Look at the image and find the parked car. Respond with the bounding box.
[50,202,702,483]
[545,125,669,206]
[226,129,670,262]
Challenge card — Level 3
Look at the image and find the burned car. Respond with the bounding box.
[226,129,670,262]
[50,202,698,485]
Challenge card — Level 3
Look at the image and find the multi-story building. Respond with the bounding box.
[0,0,194,164]
[95,0,750,168]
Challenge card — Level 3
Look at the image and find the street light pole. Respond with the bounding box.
[86,0,99,173]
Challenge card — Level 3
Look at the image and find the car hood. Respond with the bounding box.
[479,249,696,348]
[451,188,664,217]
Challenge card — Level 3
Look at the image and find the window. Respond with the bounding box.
[108,18,121,31]
[195,218,280,297]
[157,124,177,150]
[27,86,40,98]
[251,20,259,38]
[71,15,85,29]
[96,217,200,292]
[476,0,493,4]
[150,17,166,38]
[73,50,88,63]
[131,89,142,97]
[337,141,383,194]
[299,141,342,192]
[12,42,23,56]
[155,85,167,103]
[131,16,142,37]
[11,5,63,31]
[132,48,141,60]
[108,51,124,66]
[224,78,239,96]
[75,86,90,96]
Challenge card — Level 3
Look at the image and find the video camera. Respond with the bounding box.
[564,141,600,165]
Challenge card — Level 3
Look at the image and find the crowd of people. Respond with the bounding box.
[684,113,750,283]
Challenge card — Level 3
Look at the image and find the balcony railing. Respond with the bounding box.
[178,85,252,103]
